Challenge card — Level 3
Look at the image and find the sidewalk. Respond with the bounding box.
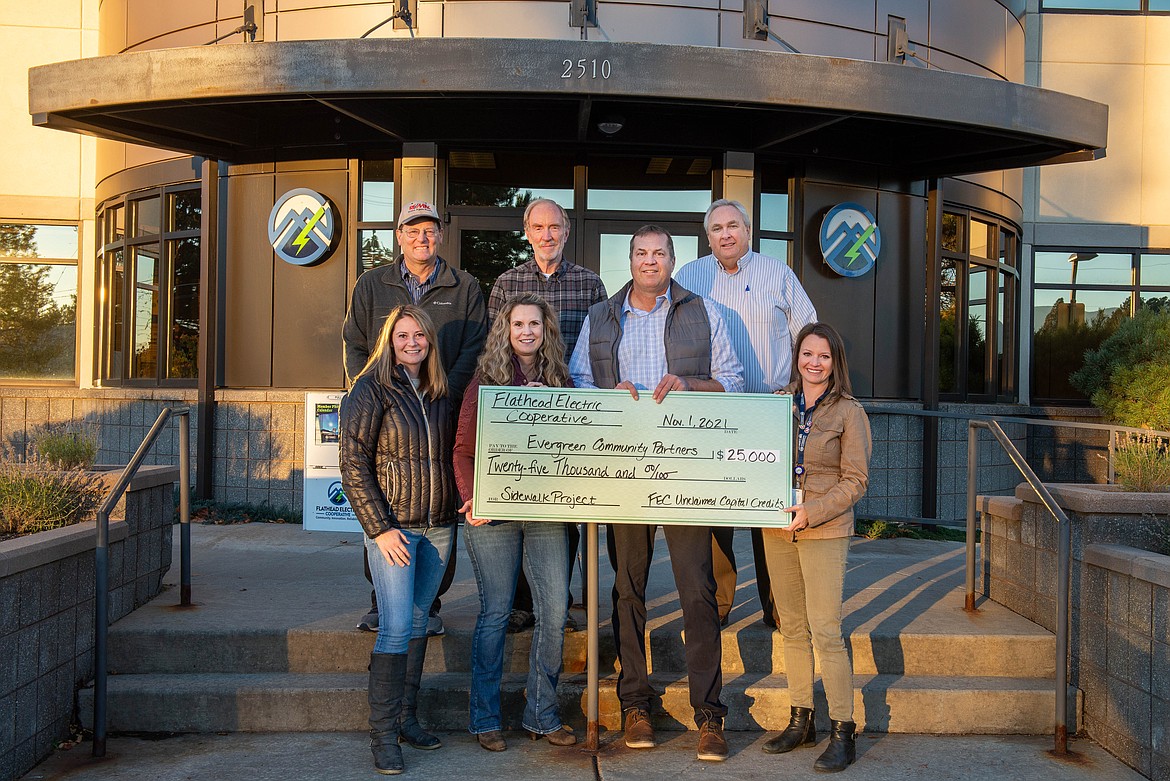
[22,731,1144,781]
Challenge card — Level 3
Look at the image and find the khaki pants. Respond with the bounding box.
[762,533,853,722]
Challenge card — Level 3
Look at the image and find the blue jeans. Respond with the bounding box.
[365,525,454,655]
[464,520,570,734]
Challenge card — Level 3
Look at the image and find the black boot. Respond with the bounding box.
[400,637,441,750]
[762,706,817,754]
[369,652,408,775]
[813,720,856,773]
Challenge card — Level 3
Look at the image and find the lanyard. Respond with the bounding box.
[793,391,822,488]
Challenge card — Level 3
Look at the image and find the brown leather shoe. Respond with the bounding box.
[697,719,729,761]
[623,709,656,749]
[529,725,577,746]
[477,730,507,752]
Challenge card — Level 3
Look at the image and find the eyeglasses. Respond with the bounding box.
[400,227,440,240]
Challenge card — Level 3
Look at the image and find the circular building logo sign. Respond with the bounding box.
[268,188,339,266]
[819,203,880,278]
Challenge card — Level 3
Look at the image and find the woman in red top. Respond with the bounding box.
[453,292,576,751]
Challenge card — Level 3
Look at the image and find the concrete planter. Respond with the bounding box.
[979,483,1170,780]
[0,465,178,781]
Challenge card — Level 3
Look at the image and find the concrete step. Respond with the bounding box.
[80,671,1070,735]
[106,616,1054,679]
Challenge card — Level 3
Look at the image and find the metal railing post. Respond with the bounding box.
[92,406,190,758]
[179,412,192,606]
[965,422,979,612]
[1056,508,1072,754]
[586,521,600,751]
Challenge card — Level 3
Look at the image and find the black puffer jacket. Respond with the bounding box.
[339,367,458,538]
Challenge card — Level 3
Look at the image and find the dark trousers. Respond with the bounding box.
[606,523,726,725]
[712,527,777,624]
[514,523,581,612]
[365,531,458,613]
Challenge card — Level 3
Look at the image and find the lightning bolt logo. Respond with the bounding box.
[293,206,327,255]
[844,224,876,268]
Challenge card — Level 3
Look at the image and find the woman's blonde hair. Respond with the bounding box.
[356,304,448,398]
[478,293,570,387]
[785,321,853,405]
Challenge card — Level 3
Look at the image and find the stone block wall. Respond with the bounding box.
[980,483,1170,779]
[0,466,177,781]
[1080,544,1170,781]
[858,402,1028,524]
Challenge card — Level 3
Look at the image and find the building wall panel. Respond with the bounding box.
[224,173,276,387]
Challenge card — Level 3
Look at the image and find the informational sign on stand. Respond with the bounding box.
[303,391,361,533]
[471,387,794,527]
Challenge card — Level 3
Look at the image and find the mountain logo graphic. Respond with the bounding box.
[327,481,349,506]
[818,203,880,278]
[268,188,339,266]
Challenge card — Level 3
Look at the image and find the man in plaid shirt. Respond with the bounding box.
[486,197,606,632]
[487,198,606,359]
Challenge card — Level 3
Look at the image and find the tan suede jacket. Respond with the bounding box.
[770,392,872,541]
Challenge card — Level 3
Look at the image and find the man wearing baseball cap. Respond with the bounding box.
[343,200,487,642]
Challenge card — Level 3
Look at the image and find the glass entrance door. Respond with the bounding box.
[583,219,707,297]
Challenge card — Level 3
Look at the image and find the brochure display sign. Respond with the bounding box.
[303,391,361,533]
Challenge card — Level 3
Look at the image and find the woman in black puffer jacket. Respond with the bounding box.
[340,304,461,776]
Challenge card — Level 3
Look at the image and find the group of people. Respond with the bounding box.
[338,195,872,776]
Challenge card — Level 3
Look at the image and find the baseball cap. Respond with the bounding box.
[397,201,442,227]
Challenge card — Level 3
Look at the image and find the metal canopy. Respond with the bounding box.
[28,38,1107,175]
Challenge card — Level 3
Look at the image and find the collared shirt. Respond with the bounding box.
[569,287,745,392]
[487,258,607,358]
[675,250,817,392]
[400,257,443,304]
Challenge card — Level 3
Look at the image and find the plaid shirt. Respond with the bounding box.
[487,258,607,359]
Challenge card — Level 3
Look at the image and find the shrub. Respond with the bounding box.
[30,424,99,469]
[1109,432,1170,492]
[0,455,105,536]
[1071,308,1170,429]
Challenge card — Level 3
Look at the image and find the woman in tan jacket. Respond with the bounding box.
[761,322,871,773]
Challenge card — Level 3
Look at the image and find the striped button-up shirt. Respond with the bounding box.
[675,251,817,392]
[569,287,744,392]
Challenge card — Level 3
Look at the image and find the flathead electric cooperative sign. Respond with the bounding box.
[268,188,339,266]
[819,202,880,278]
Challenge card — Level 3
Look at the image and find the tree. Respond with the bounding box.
[1071,306,1170,429]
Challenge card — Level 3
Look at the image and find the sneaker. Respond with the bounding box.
[357,609,379,632]
[426,612,445,637]
[563,615,578,633]
[506,609,535,634]
[696,719,728,761]
[623,709,656,749]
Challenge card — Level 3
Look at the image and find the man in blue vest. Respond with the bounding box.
[568,225,743,762]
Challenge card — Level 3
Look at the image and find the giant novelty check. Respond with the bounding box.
[471,387,794,527]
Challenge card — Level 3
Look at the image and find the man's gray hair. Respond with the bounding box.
[523,198,571,231]
[703,199,752,234]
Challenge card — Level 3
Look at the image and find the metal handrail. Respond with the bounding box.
[965,420,1073,754]
[93,407,191,758]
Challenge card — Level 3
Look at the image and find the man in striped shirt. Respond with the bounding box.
[676,199,818,629]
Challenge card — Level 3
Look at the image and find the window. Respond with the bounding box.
[98,186,200,384]
[1040,0,1169,11]
[757,163,794,263]
[1031,249,1170,403]
[937,209,1019,402]
[0,222,78,381]
[358,160,398,275]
